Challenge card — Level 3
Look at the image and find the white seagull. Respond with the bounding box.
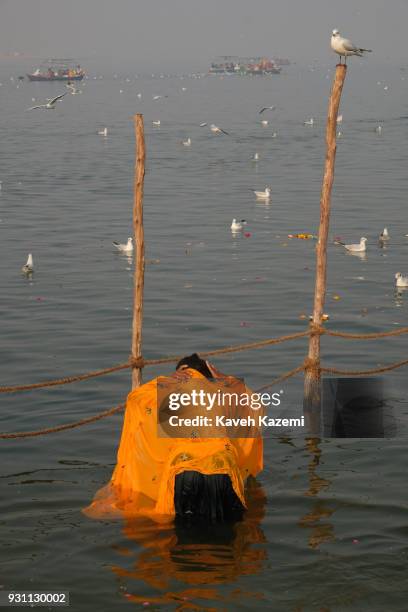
[379,228,389,241]
[337,114,343,124]
[261,120,269,126]
[152,120,161,126]
[304,117,314,126]
[231,219,247,231]
[254,187,271,200]
[210,124,229,135]
[66,82,81,95]
[252,152,260,161]
[338,237,367,252]
[331,29,372,64]
[22,254,33,274]
[27,93,67,110]
[98,127,108,136]
[113,237,133,254]
[395,272,408,288]
[182,137,191,146]
[199,122,207,127]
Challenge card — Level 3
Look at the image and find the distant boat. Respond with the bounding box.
[209,56,281,75]
[27,60,85,82]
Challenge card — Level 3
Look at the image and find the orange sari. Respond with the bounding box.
[83,369,263,522]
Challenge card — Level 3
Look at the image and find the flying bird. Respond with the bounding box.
[22,254,33,274]
[66,82,81,95]
[210,124,229,135]
[113,237,133,254]
[27,93,67,110]
[331,29,372,64]
[259,106,275,114]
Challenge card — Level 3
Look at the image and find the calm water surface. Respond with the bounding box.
[0,62,407,611]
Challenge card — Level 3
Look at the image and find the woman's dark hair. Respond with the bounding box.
[176,353,213,379]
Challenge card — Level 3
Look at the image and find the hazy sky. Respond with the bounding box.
[1,0,407,70]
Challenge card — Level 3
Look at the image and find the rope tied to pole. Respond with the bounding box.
[130,356,145,369]
[309,323,326,337]
[0,324,407,394]
[303,357,321,376]
[2,355,408,439]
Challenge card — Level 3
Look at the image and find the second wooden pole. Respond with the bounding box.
[131,114,146,389]
[304,64,347,409]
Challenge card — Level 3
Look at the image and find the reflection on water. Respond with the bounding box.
[346,250,367,261]
[394,286,408,306]
[298,438,336,550]
[110,480,267,606]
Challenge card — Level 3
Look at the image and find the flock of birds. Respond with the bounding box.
[16,29,408,291]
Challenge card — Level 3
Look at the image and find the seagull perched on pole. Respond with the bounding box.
[27,93,67,110]
[331,29,372,64]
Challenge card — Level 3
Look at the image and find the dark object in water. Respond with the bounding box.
[174,470,245,522]
[322,377,395,438]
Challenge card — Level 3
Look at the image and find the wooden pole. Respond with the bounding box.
[304,64,347,411]
[131,114,146,389]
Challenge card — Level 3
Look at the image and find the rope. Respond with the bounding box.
[0,363,132,394]
[256,364,305,392]
[324,327,408,339]
[2,355,408,438]
[0,363,306,438]
[0,324,406,395]
[320,358,408,376]
[0,404,124,439]
[0,330,310,394]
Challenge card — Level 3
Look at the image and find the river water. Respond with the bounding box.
[0,61,407,610]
